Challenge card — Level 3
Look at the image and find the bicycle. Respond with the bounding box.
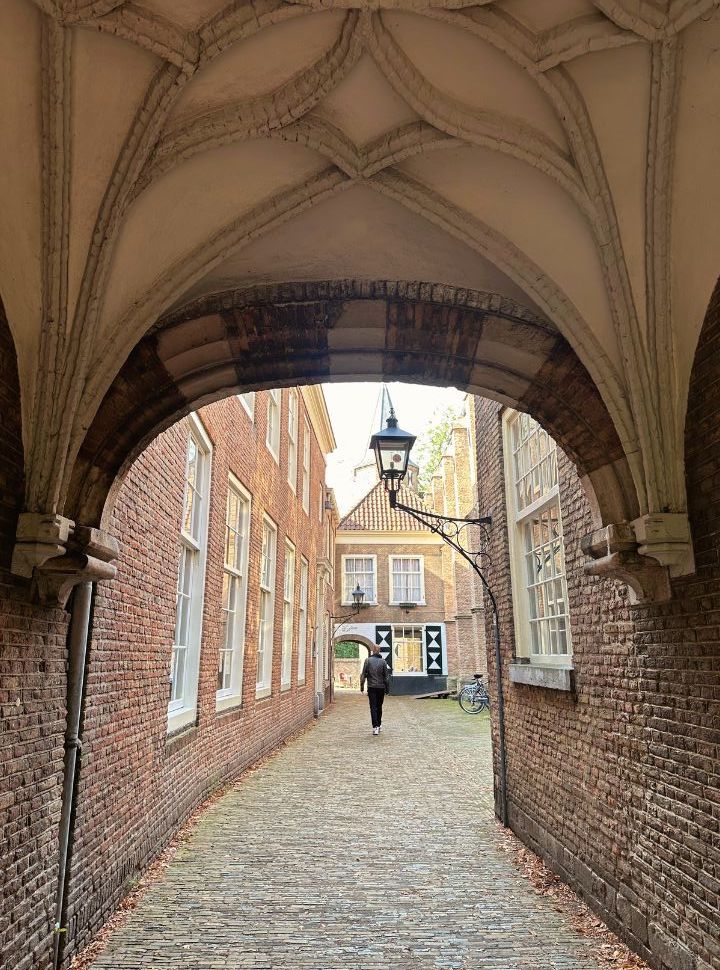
[458,673,490,714]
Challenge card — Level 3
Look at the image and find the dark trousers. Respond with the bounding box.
[368,687,386,728]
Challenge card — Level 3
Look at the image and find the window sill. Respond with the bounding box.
[255,686,272,700]
[166,705,197,736]
[509,662,574,692]
[165,723,198,752]
[389,602,426,607]
[281,683,292,693]
[297,678,306,686]
[216,694,243,714]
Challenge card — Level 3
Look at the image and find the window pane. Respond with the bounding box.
[392,626,423,674]
[344,556,375,600]
[298,559,308,683]
[521,500,572,658]
[391,557,421,601]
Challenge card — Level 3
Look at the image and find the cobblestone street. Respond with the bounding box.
[91,695,605,970]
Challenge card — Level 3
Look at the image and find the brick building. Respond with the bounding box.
[473,351,720,970]
[333,401,485,694]
[1,379,338,968]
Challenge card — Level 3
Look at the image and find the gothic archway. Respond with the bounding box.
[66,281,638,533]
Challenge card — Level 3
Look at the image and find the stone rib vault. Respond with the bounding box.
[3,0,720,601]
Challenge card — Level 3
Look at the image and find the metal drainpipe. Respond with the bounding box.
[486,588,509,828]
[53,581,94,970]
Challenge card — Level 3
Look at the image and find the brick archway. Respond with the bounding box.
[333,633,373,656]
[68,281,638,530]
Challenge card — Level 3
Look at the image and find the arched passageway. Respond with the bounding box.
[3,3,720,966]
[6,0,720,596]
[71,282,636,534]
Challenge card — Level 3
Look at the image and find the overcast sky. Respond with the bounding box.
[322,381,467,514]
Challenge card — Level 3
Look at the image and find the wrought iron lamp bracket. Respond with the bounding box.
[389,492,494,593]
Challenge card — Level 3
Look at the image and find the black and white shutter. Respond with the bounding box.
[424,625,443,675]
[375,625,392,670]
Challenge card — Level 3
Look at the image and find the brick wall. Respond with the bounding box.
[473,285,720,970]
[336,541,445,626]
[0,307,70,970]
[60,389,335,965]
[429,420,487,681]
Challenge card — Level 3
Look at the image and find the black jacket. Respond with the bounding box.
[361,654,391,692]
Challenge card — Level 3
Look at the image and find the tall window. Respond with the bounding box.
[238,392,255,420]
[266,389,280,461]
[324,611,331,685]
[302,418,310,514]
[393,625,423,674]
[504,411,572,661]
[389,556,424,604]
[298,557,309,684]
[287,389,298,493]
[281,540,295,689]
[256,516,277,696]
[169,415,212,731]
[217,478,251,709]
[342,555,376,603]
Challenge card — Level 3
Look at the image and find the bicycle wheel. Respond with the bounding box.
[459,686,484,714]
[476,688,490,712]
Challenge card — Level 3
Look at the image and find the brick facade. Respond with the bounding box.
[0,380,336,969]
[430,419,487,681]
[473,287,720,970]
[0,307,70,970]
[338,540,446,623]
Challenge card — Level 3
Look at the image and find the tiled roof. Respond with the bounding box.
[339,482,434,532]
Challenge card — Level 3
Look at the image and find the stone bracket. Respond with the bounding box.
[11,512,73,579]
[11,513,119,609]
[631,512,694,577]
[582,522,672,604]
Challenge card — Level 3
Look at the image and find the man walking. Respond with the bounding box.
[360,645,391,736]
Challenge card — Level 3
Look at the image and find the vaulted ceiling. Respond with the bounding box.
[2,0,720,534]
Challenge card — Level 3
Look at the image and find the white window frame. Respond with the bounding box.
[168,414,212,733]
[302,418,311,515]
[216,476,251,712]
[237,392,255,420]
[281,539,296,690]
[324,611,331,686]
[388,555,425,605]
[287,389,298,494]
[341,554,377,605]
[298,557,309,685]
[392,624,425,676]
[314,578,324,687]
[503,410,572,666]
[266,389,280,462]
[256,515,278,697]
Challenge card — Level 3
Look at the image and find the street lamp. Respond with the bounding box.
[370,407,509,828]
[332,583,366,624]
[369,408,416,502]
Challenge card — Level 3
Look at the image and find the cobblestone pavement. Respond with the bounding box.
[91,694,605,970]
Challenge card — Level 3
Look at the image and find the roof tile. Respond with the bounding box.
[339,482,434,532]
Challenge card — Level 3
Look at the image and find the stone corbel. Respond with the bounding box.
[631,513,694,577]
[582,522,672,604]
[12,514,119,609]
[11,512,73,579]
